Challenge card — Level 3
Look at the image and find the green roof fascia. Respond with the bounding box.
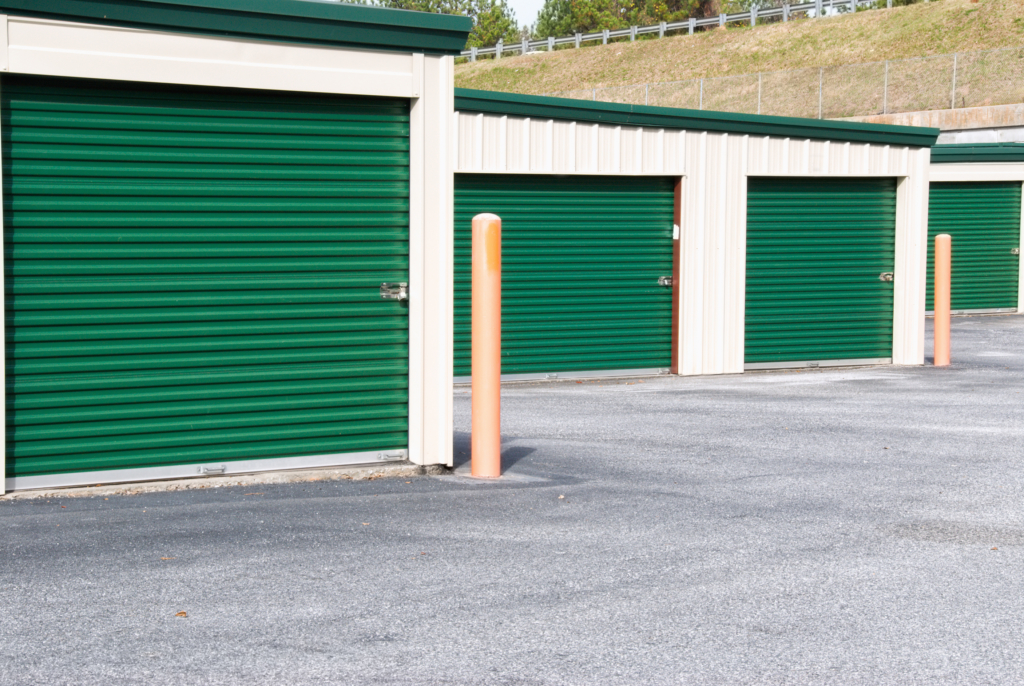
[0,0,472,55]
[931,143,1024,164]
[455,89,939,148]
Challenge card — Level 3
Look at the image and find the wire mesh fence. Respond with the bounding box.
[820,61,887,118]
[885,53,956,114]
[703,73,761,115]
[758,67,820,118]
[955,46,1024,110]
[646,80,702,110]
[595,84,648,105]
[548,45,1024,119]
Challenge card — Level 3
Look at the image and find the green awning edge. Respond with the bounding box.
[0,0,473,55]
[931,143,1024,164]
[455,88,940,148]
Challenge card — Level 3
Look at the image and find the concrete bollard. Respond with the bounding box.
[471,214,502,477]
[934,234,951,366]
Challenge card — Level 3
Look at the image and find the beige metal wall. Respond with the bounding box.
[455,112,932,376]
[455,112,687,176]
[2,15,424,98]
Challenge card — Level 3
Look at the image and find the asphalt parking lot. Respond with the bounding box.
[2,315,1022,685]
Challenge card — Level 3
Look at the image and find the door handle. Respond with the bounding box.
[878,272,894,282]
[380,282,408,300]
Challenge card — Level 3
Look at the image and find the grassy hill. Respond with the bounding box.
[454,0,1024,96]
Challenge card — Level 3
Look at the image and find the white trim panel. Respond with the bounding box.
[930,163,1024,183]
[6,449,409,492]
[893,159,931,367]
[6,15,418,97]
[454,112,686,175]
[414,55,456,467]
[0,15,8,73]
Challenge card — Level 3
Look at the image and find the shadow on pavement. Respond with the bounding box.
[452,431,536,471]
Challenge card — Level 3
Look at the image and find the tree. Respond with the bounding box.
[534,0,575,37]
[372,0,469,14]
[531,0,720,38]
[373,0,521,48]
[467,0,521,47]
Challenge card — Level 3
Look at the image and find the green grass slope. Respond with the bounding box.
[454,0,1024,95]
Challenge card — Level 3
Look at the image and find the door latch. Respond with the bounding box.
[878,272,894,282]
[380,283,408,301]
[658,276,674,287]
[376,450,407,462]
[1012,248,1021,256]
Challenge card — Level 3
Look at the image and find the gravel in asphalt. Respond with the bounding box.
[1,315,1022,685]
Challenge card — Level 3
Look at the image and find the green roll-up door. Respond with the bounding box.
[454,175,675,377]
[926,182,1021,311]
[4,75,410,483]
[745,177,897,365]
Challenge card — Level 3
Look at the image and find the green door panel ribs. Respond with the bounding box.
[926,182,1021,311]
[745,177,897,364]
[454,175,675,377]
[4,75,410,479]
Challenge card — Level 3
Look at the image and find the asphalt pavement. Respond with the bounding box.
[2,314,1022,685]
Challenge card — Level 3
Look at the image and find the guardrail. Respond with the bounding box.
[462,0,897,61]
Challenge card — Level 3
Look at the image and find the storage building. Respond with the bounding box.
[929,144,1023,314]
[453,90,938,379]
[0,0,470,492]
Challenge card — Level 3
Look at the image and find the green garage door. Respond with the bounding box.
[745,178,897,366]
[927,182,1021,312]
[4,75,410,485]
[454,175,675,377]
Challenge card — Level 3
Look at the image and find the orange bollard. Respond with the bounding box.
[471,213,501,478]
[934,233,951,367]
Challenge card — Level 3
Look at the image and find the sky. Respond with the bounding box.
[505,0,545,29]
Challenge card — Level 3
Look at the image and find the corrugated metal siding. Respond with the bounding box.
[745,178,897,364]
[455,112,686,176]
[454,175,675,376]
[454,113,917,179]
[926,182,1021,311]
[4,75,411,479]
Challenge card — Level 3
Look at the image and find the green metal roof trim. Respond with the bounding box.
[0,0,472,55]
[455,89,939,148]
[931,143,1024,164]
